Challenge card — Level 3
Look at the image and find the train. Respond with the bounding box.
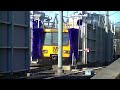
[42,28,70,63]
[31,13,73,65]
[31,12,84,65]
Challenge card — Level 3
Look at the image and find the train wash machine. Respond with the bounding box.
[30,11,45,65]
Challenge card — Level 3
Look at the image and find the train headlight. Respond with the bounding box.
[63,50,70,54]
[42,50,48,53]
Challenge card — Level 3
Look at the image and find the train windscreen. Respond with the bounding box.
[43,33,52,45]
[43,32,69,46]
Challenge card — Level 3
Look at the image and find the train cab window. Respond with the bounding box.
[43,32,52,45]
[43,32,69,46]
[52,32,69,46]
[52,33,58,45]
[63,33,69,45]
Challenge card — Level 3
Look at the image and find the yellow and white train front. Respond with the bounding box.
[42,29,70,62]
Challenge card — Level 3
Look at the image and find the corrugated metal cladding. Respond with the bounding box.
[85,24,113,63]
[0,11,30,73]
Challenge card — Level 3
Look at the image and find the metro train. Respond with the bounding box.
[31,14,77,65]
[42,28,70,64]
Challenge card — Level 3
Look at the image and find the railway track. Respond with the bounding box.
[25,68,94,79]
[25,65,106,79]
[2,64,105,79]
[26,70,93,79]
